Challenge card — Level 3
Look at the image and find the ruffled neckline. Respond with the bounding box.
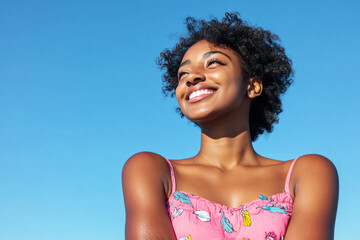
[168,190,293,215]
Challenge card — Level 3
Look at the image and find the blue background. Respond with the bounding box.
[1,0,359,239]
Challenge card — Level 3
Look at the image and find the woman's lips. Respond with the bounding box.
[188,89,215,103]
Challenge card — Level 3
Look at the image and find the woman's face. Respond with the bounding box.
[175,40,250,124]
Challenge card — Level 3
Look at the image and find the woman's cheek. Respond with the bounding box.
[175,86,182,101]
[208,72,221,81]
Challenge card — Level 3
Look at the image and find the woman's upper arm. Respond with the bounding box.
[285,154,339,240]
[122,152,175,240]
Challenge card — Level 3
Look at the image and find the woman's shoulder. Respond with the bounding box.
[122,152,176,239]
[284,154,338,238]
[122,152,173,200]
[261,154,335,167]
[291,154,338,193]
[292,154,337,177]
[122,152,171,192]
[124,151,168,166]
[122,152,170,177]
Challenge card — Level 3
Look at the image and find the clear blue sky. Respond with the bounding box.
[1,0,359,239]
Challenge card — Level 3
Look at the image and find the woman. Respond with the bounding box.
[122,13,338,240]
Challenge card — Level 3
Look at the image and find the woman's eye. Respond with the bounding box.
[178,72,187,80]
[207,59,224,67]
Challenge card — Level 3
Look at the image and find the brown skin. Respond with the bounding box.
[122,40,339,239]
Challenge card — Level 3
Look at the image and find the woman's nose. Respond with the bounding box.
[186,72,205,87]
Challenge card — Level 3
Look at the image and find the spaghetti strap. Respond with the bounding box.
[285,157,299,193]
[165,158,176,195]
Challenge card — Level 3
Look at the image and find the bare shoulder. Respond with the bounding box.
[122,151,170,178]
[292,154,338,183]
[122,151,172,206]
[285,154,339,239]
[122,152,174,239]
[123,151,168,168]
[124,152,167,171]
[122,152,175,239]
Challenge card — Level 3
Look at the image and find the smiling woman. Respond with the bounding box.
[122,13,338,240]
[175,41,247,123]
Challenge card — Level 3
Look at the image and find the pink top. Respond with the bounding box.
[165,158,298,240]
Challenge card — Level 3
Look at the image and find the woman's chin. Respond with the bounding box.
[184,110,222,125]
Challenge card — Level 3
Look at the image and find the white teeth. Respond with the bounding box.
[189,89,215,100]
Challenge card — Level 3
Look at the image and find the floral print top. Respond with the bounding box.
[165,158,298,240]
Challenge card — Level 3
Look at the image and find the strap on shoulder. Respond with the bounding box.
[285,157,299,193]
[165,158,176,195]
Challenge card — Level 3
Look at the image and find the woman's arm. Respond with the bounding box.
[285,154,339,239]
[122,152,176,240]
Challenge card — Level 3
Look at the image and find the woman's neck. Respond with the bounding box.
[194,123,260,170]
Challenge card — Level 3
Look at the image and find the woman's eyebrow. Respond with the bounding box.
[203,51,232,61]
[179,60,191,68]
[179,50,232,69]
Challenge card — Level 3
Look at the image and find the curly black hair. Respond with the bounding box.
[157,12,294,141]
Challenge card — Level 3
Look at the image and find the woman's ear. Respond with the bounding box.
[247,77,263,98]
